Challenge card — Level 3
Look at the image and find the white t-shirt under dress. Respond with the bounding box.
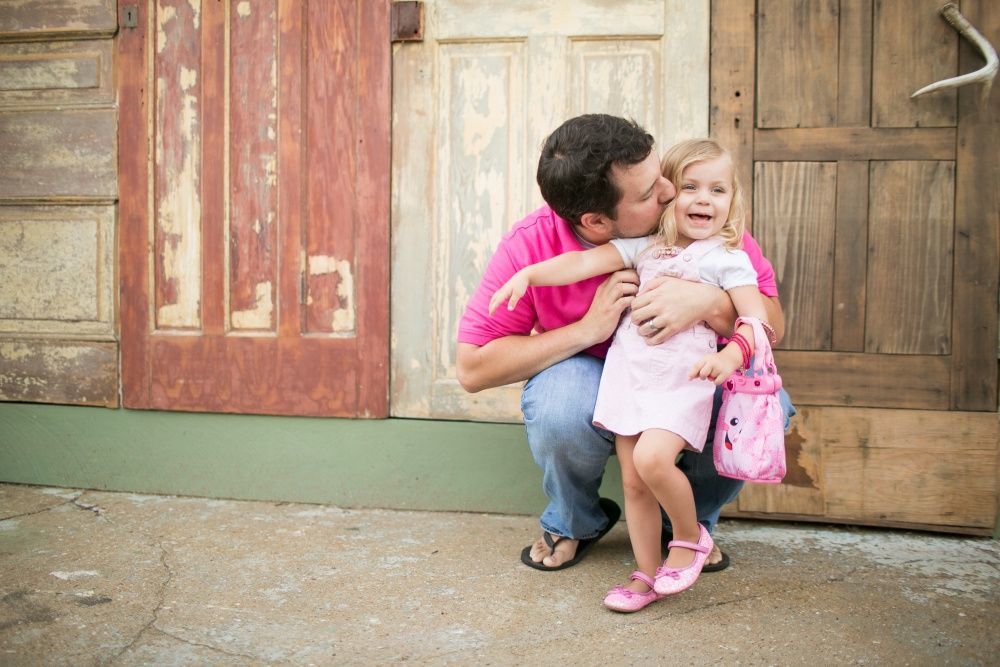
[591,235,758,450]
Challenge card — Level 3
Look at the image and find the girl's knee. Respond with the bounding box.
[633,441,679,481]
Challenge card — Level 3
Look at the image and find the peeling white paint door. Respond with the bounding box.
[391,0,710,421]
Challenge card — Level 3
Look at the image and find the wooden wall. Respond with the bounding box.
[0,0,118,406]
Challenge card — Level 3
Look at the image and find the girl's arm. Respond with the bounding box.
[489,243,627,315]
[689,285,768,384]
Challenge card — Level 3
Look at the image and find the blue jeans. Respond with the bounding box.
[521,353,796,540]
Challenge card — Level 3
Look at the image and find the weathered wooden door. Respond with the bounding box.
[119,0,390,416]
[391,0,711,421]
[713,0,998,533]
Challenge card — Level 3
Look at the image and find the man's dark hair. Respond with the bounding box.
[536,114,655,225]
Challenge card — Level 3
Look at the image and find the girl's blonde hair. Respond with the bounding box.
[655,138,746,249]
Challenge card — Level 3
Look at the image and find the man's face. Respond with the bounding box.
[606,151,676,239]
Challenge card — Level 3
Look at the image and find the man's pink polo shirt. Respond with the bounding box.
[457,205,778,359]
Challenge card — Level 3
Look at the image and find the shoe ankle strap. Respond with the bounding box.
[666,539,710,554]
[629,570,655,588]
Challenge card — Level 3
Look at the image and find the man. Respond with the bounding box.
[456,114,793,571]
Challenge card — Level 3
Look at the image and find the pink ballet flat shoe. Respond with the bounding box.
[653,523,714,596]
[603,571,664,613]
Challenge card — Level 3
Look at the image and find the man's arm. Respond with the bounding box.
[628,276,785,345]
[457,269,638,392]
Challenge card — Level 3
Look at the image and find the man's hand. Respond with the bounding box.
[630,276,729,345]
[578,269,640,344]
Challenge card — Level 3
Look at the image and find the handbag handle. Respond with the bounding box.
[724,317,781,394]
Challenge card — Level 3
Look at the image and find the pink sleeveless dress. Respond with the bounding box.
[592,237,726,450]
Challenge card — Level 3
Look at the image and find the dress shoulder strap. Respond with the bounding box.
[684,236,725,261]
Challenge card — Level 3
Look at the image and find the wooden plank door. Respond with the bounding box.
[712,0,999,534]
[391,0,711,421]
[119,0,390,417]
[712,0,998,412]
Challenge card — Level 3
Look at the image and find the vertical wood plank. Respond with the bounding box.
[119,0,151,406]
[756,0,839,129]
[710,0,755,225]
[277,0,303,339]
[754,161,837,350]
[837,0,872,126]
[872,0,957,128]
[154,0,203,330]
[866,161,954,355]
[228,0,279,333]
[305,0,358,335]
[201,0,226,334]
[951,0,999,410]
[831,160,868,351]
[355,0,391,416]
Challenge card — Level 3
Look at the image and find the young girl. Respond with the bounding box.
[490,138,770,612]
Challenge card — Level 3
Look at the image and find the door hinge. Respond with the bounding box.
[391,1,423,42]
[122,5,139,30]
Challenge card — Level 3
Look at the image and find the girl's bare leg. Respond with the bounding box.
[615,434,662,593]
[632,429,700,569]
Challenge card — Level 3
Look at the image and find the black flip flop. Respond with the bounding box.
[520,497,622,571]
[661,530,731,573]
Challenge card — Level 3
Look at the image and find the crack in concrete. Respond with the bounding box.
[0,505,63,523]
[149,626,261,661]
[106,542,173,665]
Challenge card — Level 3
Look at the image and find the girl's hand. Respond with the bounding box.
[489,271,531,315]
[689,345,743,385]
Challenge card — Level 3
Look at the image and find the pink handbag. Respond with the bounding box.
[712,317,786,484]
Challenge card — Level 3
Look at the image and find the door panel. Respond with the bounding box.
[715,0,998,532]
[715,0,997,412]
[119,0,390,416]
[391,0,710,421]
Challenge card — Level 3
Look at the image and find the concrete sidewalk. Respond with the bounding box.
[0,483,997,665]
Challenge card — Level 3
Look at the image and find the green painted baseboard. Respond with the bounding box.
[0,403,623,515]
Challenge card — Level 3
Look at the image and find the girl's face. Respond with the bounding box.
[672,156,735,243]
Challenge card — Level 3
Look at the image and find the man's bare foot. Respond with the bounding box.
[529,533,579,568]
[706,544,723,567]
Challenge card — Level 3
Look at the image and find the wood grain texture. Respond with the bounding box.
[775,350,950,409]
[153,0,203,330]
[951,0,999,411]
[118,0,151,408]
[0,206,114,337]
[837,0,872,126]
[872,0,957,128]
[756,0,838,129]
[831,161,868,351]
[0,338,117,407]
[0,39,113,107]
[728,406,998,533]
[0,0,116,41]
[304,0,358,335]
[754,161,837,351]
[754,127,956,160]
[228,0,278,333]
[0,109,115,200]
[866,161,953,355]
[709,0,755,226]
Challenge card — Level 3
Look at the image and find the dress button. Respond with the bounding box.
[682,254,692,262]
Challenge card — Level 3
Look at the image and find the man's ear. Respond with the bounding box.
[579,211,612,236]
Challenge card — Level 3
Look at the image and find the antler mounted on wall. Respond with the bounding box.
[911,3,997,98]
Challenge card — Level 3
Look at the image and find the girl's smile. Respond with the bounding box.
[673,156,735,243]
